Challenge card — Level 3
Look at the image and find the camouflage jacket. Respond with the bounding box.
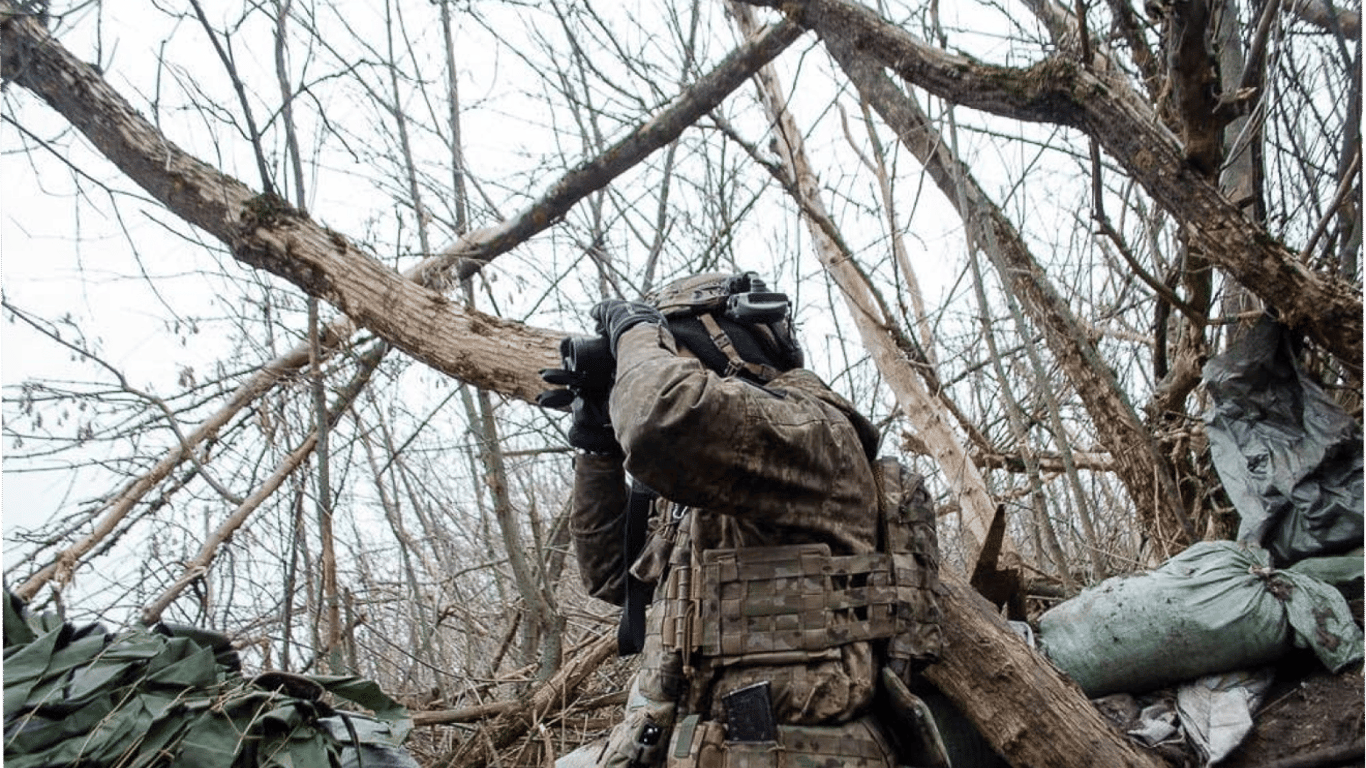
[572,323,884,726]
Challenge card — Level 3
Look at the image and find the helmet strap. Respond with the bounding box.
[669,314,783,383]
[698,313,783,382]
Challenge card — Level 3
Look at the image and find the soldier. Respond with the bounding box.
[543,272,944,768]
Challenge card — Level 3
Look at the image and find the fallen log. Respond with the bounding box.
[412,701,518,728]
[925,568,1166,768]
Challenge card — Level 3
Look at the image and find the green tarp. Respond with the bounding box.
[3,592,416,768]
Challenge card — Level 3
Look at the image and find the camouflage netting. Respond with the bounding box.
[3,591,417,768]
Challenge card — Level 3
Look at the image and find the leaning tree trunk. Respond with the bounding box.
[817,25,1196,556]
[728,8,1164,765]
[928,567,1167,768]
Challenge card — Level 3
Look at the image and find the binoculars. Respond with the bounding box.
[558,333,615,393]
[536,333,615,411]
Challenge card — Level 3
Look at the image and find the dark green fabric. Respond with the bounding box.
[3,592,36,649]
[3,592,413,768]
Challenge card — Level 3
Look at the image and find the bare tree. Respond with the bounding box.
[2,0,1357,764]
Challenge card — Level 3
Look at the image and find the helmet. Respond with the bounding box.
[645,271,803,381]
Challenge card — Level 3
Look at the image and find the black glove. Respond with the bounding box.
[566,389,619,455]
[538,368,621,456]
[591,300,665,356]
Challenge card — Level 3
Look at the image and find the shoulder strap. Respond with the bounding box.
[618,480,658,656]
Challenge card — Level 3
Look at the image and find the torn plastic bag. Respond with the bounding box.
[1092,670,1272,767]
[1175,669,1273,766]
[1036,541,1363,696]
[1127,699,1182,749]
[1203,316,1363,565]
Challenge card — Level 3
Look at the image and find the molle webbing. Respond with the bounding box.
[874,456,945,666]
[661,544,926,658]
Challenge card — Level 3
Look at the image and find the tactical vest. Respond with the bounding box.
[640,456,944,768]
[659,456,942,672]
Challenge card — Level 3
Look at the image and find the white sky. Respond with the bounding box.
[1,0,1064,618]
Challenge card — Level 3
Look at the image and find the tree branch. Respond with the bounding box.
[736,0,1362,373]
[0,7,805,401]
[0,0,805,604]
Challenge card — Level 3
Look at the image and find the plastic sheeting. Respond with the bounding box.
[1037,541,1363,696]
[1175,669,1274,765]
[1095,669,1274,767]
[1204,316,1364,565]
[324,716,423,768]
[1287,549,1365,589]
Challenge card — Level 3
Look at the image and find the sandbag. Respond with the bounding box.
[1036,541,1363,696]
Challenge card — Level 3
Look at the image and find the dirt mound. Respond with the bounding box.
[1220,656,1363,768]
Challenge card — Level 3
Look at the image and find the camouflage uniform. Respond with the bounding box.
[571,322,900,767]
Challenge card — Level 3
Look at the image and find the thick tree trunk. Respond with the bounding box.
[927,567,1167,768]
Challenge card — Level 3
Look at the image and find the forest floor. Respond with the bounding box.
[414,656,1363,768]
[1219,657,1363,768]
[1096,652,1363,768]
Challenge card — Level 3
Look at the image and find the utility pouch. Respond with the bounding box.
[874,456,944,671]
[667,713,896,768]
[667,713,782,768]
[721,682,777,743]
[667,715,725,768]
[601,699,677,768]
